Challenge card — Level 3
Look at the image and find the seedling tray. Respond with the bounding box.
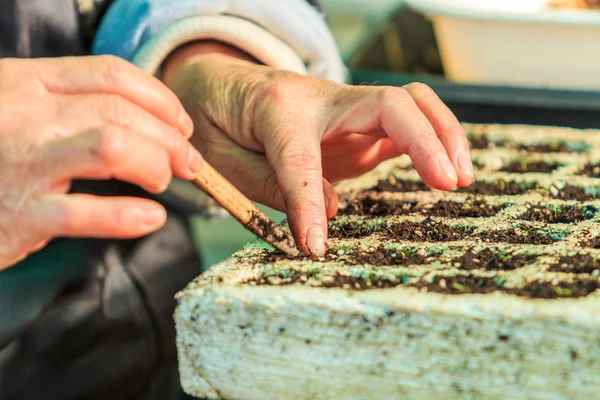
[175,123,600,399]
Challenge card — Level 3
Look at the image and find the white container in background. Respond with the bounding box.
[405,0,600,90]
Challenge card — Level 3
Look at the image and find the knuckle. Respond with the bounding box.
[260,71,294,101]
[378,86,413,106]
[89,126,125,166]
[403,82,434,98]
[279,144,320,171]
[97,55,128,87]
[100,94,130,125]
[168,128,186,155]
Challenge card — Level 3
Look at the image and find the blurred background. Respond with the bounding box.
[194,0,600,269]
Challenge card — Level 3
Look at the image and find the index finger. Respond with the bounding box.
[32,55,193,138]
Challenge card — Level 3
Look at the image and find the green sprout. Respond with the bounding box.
[520,159,528,172]
[554,286,573,297]
[452,282,466,292]
[497,180,507,192]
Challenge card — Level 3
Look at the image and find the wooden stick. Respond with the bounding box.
[193,163,299,257]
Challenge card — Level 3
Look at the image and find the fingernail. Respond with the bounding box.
[438,153,458,183]
[188,148,204,175]
[457,149,474,179]
[179,110,194,138]
[139,204,167,230]
[306,226,326,257]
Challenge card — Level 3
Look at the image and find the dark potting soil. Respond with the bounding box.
[477,227,560,245]
[372,177,533,196]
[338,246,429,266]
[519,205,596,224]
[516,142,571,153]
[250,245,430,267]
[500,161,560,174]
[339,195,503,218]
[249,272,600,299]
[551,185,599,201]
[548,254,600,274]
[580,163,600,178]
[454,248,537,271]
[373,177,430,193]
[418,276,600,299]
[328,218,469,242]
[456,180,534,196]
[469,135,490,149]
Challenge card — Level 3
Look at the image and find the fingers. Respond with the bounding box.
[373,87,459,190]
[261,116,327,256]
[33,55,193,138]
[54,94,202,180]
[402,83,473,187]
[36,126,202,193]
[196,125,339,222]
[30,194,167,239]
[326,84,471,191]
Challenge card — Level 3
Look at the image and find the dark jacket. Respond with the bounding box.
[0,1,321,399]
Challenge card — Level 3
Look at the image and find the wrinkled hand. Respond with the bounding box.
[164,46,473,257]
[0,56,203,270]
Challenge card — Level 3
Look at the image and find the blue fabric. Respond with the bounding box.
[92,0,152,61]
[92,0,322,62]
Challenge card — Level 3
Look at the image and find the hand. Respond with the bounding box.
[0,56,204,271]
[163,43,474,257]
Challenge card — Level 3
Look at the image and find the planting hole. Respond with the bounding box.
[500,160,560,173]
[519,205,596,224]
[454,248,537,271]
[339,196,504,218]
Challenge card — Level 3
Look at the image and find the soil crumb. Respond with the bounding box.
[469,135,490,149]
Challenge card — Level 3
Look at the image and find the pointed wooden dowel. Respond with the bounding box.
[192,163,299,257]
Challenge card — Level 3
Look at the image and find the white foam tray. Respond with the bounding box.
[405,0,600,90]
